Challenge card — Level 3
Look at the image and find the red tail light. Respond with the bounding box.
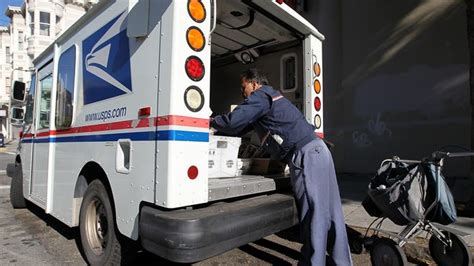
[185,56,205,81]
[187,165,199,180]
[314,97,321,111]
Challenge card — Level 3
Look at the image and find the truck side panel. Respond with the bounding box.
[33,0,161,239]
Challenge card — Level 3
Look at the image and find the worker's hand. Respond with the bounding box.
[209,127,217,135]
[209,117,214,128]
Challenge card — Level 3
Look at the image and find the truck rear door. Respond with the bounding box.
[243,0,325,137]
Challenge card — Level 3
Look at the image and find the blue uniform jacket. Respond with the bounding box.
[211,85,316,161]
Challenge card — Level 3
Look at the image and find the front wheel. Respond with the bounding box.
[370,237,407,266]
[10,164,26,209]
[79,180,123,265]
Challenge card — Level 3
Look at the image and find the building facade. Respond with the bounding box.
[1,0,97,140]
[0,26,12,135]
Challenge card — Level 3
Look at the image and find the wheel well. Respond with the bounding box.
[72,162,116,227]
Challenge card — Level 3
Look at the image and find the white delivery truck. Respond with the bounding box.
[7,0,325,264]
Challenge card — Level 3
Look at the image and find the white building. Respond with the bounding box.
[1,0,97,140]
[0,26,12,135]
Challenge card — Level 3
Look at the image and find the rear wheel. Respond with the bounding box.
[429,230,471,266]
[10,164,26,209]
[79,180,122,265]
[370,237,407,266]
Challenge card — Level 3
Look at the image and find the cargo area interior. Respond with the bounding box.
[208,0,305,201]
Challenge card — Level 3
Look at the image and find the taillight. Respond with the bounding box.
[185,56,205,81]
[187,27,205,52]
[187,165,199,180]
[314,97,321,111]
[184,86,204,112]
[314,114,322,129]
[188,0,206,23]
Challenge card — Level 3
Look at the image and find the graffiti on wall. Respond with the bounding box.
[353,113,392,148]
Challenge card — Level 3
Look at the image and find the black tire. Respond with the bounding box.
[370,237,407,266]
[79,180,123,266]
[429,230,472,266]
[10,164,26,209]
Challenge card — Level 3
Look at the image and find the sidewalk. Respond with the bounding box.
[338,173,474,247]
[0,139,18,154]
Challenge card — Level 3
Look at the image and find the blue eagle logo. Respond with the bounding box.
[82,12,132,104]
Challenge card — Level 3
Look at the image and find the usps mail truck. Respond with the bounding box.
[8,0,325,264]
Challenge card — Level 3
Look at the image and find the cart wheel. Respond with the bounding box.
[349,237,364,254]
[370,238,407,266]
[429,230,471,266]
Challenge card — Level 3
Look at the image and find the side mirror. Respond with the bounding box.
[12,81,26,102]
[10,107,24,127]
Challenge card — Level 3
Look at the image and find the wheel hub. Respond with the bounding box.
[85,198,109,255]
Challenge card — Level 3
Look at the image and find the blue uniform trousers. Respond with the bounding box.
[289,138,353,266]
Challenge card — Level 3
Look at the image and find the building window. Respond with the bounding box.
[280,53,298,92]
[17,68,24,80]
[29,12,35,35]
[18,31,24,50]
[5,77,10,94]
[5,46,10,62]
[56,15,62,36]
[56,46,76,129]
[40,12,50,36]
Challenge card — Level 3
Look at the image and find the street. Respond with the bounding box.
[0,152,372,265]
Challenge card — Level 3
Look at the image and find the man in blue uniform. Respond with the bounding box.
[211,69,352,265]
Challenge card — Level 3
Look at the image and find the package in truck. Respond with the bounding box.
[208,135,241,178]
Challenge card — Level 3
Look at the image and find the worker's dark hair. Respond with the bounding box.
[240,68,269,85]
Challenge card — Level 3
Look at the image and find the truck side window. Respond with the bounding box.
[38,74,52,130]
[280,53,298,93]
[55,46,76,129]
[24,74,36,124]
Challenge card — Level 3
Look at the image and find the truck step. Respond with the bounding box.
[208,175,287,201]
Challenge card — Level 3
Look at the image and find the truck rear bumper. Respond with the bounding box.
[139,193,298,263]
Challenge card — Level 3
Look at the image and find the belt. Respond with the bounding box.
[282,134,317,163]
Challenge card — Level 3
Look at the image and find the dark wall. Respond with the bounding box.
[302,0,471,176]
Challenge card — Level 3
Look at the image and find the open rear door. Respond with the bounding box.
[245,0,324,39]
[244,0,325,138]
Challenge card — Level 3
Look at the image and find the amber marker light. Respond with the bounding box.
[187,27,205,51]
[188,0,206,23]
[313,62,321,77]
[313,79,321,94]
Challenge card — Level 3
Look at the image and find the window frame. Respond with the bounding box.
[18,30,24,50]
[29,11,35,35]
[24,74,37,125]
[55,45,77,129]
[39,11,50,36]
[37,74,53,130]
[280,53,298,93]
